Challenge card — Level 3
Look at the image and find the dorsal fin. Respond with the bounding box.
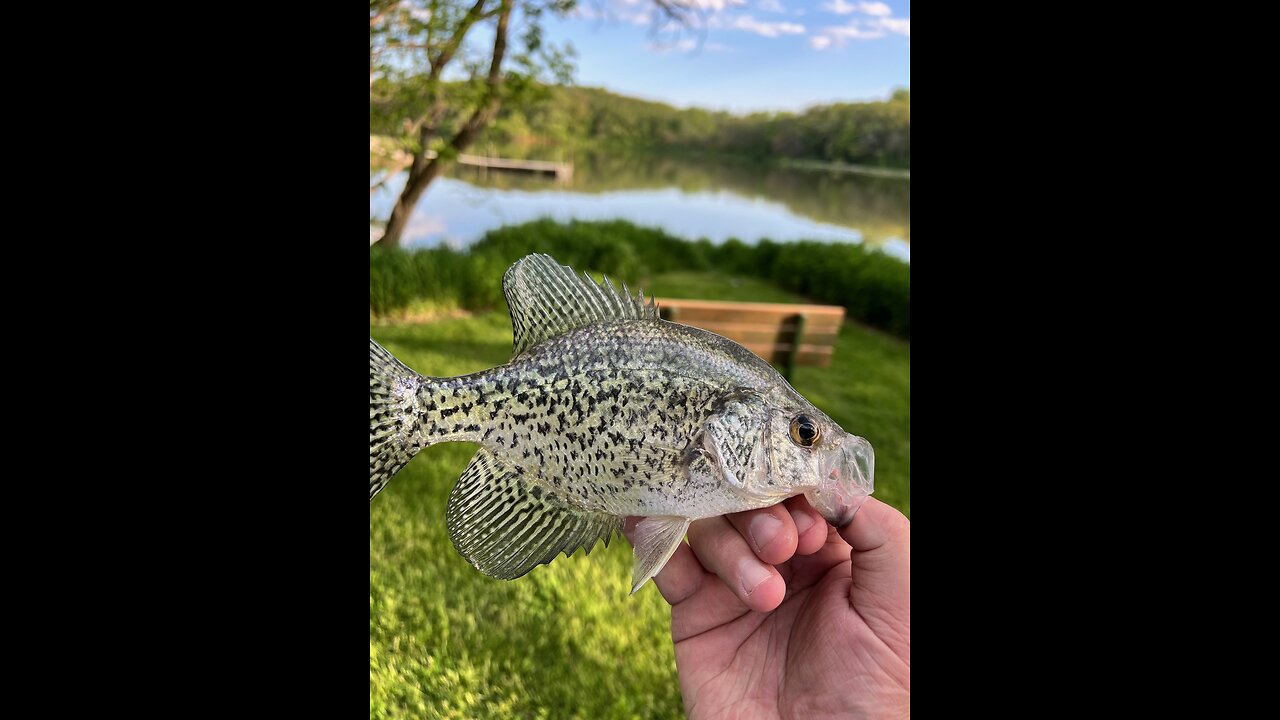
[502,254,659,356]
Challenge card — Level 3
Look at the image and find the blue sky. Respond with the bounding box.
[540,0,909,113]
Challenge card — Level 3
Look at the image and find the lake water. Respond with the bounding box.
[370,153,910,262]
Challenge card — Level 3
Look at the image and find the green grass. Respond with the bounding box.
[373,218,909,339]
[638,271,806,304]
[370,272,910,718]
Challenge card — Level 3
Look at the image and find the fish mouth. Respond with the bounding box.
[811,436,875,528]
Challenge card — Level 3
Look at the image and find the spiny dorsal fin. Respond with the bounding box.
[503,254,659,357]
[446,448,623,580]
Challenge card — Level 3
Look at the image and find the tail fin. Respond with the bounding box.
[370,338,425,501]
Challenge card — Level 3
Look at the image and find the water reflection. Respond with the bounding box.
[370,152,910,262]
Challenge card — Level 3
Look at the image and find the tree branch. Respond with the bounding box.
[370,161,411,194]
[370,1,401,28]
[428,0,490,76]
[410,101,450,176]
[408,0,511,185]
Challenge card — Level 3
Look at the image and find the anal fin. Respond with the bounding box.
[446,448,622,580]
[630,516,691,595]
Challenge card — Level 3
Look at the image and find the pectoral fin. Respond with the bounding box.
[630,516,691,595]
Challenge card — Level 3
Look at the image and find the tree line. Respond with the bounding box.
[372,83,911,170]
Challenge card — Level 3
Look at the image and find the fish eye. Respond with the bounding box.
[789,415,820,447]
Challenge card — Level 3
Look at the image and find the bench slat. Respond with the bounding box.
[655,297,845,372]
[670,313,849,330]
[680,320,839,340]
[746,346,837,367]
[657,298,846,316]
[664,317,841,336]
[662,308,844,331]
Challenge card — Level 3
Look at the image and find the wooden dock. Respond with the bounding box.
[372,139,572,181]
[454,153,573,181]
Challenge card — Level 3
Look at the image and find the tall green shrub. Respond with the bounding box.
[370,220,909,338]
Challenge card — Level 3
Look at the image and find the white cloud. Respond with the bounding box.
[583,3,651,26]
[810,12,908,48]
[591,0,748,13]
[828,23,885,40]
[648,38,732,53]
[732,15,805,37]
[821,0,891,16]
[757,0,786,12]
[623,9,653,25]
[878,17,910,35]
[578,0,754,25]
[688,0,747,10]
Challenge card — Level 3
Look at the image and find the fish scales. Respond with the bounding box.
[370,253,876,593]
[415,319,776,518]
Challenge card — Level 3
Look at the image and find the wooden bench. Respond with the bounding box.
[657,299,846,380]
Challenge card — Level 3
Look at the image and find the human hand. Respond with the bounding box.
[627,497,910,719]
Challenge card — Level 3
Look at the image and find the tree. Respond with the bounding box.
[372,0,537,247]
[370,0,701,248]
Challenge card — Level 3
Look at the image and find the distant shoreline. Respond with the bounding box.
[777,158,910,179]
[371,135,909,180]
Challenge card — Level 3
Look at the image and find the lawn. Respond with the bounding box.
[370,271,910,719]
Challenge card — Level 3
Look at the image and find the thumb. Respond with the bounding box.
[838,498,910,655]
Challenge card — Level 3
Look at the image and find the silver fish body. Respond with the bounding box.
[370,254,874,593]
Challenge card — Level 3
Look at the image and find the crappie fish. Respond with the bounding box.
[370,254,875,593]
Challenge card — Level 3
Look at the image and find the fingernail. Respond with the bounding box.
[739,557,772,597]
[749,514,783,553]
[791,509,814,535]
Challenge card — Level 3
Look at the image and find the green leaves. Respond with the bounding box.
[376,80,909,169]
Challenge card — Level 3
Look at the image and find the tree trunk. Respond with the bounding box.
[372,0,512,249]
[376,159,450,248]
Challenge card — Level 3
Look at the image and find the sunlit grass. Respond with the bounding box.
[640,271,805,304]
[370,272,909,718]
